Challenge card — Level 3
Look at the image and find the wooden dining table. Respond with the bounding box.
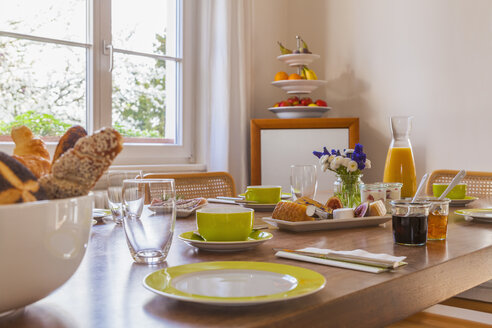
[3,200,492,328]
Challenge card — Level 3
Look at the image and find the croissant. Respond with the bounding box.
[39,127,123,199]
[0,151,47,204]
[52,125,87,165]
[11,126,51,178]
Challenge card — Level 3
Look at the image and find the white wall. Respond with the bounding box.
[252,0,492,184]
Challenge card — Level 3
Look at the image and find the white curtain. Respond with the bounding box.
[194,0,252,192]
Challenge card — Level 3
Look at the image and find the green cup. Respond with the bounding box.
[245,185,282,204]
[196,207,254,241]
[432,183,467,199]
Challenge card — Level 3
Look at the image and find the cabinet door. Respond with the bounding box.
[251,118,359,194]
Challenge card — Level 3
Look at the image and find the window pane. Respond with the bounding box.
[112,0,177,56]
[0,0,87,43]
[0,37,86,137]
[112,53,176,143]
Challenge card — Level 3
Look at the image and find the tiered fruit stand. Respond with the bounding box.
[269,41,330,119]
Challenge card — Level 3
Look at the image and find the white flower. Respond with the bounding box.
[347,160,358,172]
[341,157,351,167]
[319,155,329,165]
[322,162,329,172]
[330,156,343,170]
[328,154,336,163]
[365,159,371,169]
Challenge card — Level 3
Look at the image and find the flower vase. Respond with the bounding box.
[334,174,362,208]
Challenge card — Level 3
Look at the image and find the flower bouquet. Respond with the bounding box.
[313,143,371,208]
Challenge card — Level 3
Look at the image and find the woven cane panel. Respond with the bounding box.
[174,176,235,199]
[426,170,492,198]
[143,172,236,199]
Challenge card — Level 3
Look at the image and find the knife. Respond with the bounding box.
[273,248,402,269]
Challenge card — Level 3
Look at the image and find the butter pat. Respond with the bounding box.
[333,208,354,219]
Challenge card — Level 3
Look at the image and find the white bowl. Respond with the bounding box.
[271,80,327,94]
[268,106,331,119]
[277,53,321,66]
[0,194,94,315]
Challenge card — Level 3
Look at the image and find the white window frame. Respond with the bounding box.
[0,0,201,170]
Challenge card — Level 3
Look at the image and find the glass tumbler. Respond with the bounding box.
[391,200,431,246]
[107,170,143,224]
[122,178,176,264]
[426,198,451,240]
[290,164,317,200]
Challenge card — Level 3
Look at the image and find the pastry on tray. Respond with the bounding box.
[272,201,314,222]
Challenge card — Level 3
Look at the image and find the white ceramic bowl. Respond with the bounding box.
[0,193,94,315]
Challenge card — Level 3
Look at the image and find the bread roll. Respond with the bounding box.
[272,201,314,222]
[40,127,123,199]
[0,151,47,204]
[52,125,87,165]
[11,125,51,178]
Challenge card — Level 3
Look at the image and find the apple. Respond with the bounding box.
[315,99,327,107]
[308,103,317,107]
[287,96,300,106]
[300,97,313,106]
[279,100,292,107]
[273,102,280,107]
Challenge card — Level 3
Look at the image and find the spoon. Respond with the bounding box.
[438,170,466,200]
[411,173,429,203]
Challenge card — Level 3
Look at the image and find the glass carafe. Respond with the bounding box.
[383,116,417,198]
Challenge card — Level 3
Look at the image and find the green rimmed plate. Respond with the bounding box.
[455,208,492,222]
[143,261,325,306]
[178,230,273,251]
[449,196,477,207]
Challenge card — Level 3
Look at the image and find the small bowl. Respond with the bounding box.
[432,183,467,199]
[0,194,94,315]
[196,207,254,241]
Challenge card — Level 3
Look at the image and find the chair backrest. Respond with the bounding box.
[425,169,492,198]
[143,172,236,199]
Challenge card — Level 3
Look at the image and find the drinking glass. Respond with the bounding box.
[290,164,317,200]
[122,178,176,264]
[426,198,451,240]
[390,200,431,246]
[107,170,143,224]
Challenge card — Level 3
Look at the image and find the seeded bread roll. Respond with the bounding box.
[0,151,47,204]
[52,125,88,165]
[11,125,51,178]
[40,127,123,199]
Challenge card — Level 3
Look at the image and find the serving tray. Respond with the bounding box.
[262,215,391,232]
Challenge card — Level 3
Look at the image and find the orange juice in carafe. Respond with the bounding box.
[383,116,417,198]
[383,147,416,197]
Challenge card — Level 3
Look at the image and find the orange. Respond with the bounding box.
[288,73,303,80]
[274,71,289,81]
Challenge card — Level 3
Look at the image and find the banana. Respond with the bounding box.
[302,66,318,80]
[300,38,312,54]
[277,41,293,55]
[300,66,307,79]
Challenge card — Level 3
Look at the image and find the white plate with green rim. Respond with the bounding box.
[143,261,325,306]
[449,196,477,207]
[455,208,492,222]
[178,231,273,251]
[93,208,111,221]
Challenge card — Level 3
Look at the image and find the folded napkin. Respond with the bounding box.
[275,247,407,273]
